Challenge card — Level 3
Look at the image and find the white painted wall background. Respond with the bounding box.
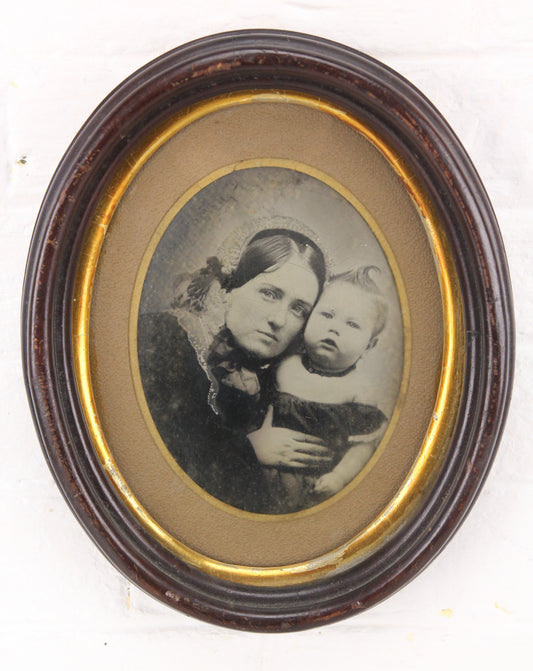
[1,1,531,668]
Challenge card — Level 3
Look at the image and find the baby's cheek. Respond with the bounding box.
[303,339,319,354]
[303,322,319,343]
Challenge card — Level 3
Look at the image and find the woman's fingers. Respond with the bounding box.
[293,433,327,445]
[292,443,331,456]
[290,445,334,465]
[285,457,329,468]
[248,424,333,468]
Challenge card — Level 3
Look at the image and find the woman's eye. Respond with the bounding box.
[321,311,333,319]
[259,288,276,300]
[291,303,308,318]
[347,320,360,329]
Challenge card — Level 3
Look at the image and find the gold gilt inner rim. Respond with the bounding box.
[71,91,465,586]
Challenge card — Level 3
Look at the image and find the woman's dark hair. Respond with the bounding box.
[226,228,326,291]
[174,228,326,312]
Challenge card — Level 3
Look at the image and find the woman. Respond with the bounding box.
[138,228,333,513]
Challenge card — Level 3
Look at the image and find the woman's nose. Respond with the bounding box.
[267,306,288,329]
[328,325,340,335]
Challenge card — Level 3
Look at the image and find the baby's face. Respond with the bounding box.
[304,282,377,373]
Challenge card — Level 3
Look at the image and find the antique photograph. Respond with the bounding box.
[17,18,518,640]
[136,165,405,514]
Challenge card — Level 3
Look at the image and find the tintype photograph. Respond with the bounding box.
[20,26,515,632]
[135,165,405,514]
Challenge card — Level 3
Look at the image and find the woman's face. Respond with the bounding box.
[225,255,320,359]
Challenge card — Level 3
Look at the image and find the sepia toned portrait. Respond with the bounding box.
[23,28,514,630]
[135,165,405,514]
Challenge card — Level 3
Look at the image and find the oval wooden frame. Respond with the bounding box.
[22,30,514,631]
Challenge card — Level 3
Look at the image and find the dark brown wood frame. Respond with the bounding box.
[22,30,514,632]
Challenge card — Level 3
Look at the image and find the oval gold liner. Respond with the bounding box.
[130,158,410,519]
[72,91,464,586]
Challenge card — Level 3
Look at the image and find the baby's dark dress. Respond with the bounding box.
[266,393,386,512]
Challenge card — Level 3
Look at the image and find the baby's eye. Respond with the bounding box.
[347,320,360,329]
[321,311,333,319]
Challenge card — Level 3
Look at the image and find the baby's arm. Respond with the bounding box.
[312,439,378,498]
[316,404,388,496]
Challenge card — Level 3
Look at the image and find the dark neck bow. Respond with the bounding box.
[207,329,266,396]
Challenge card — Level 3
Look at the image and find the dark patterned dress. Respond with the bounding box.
[137,312,273,513]
[264,392,386,512]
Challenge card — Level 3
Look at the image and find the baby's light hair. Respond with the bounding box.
[327,266,388,342]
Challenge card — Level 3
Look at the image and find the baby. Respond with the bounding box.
[263,266,388,511]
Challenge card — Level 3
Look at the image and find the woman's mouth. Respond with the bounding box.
[257,330,278,342]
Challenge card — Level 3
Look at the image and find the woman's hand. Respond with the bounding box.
[248,406,334,469]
